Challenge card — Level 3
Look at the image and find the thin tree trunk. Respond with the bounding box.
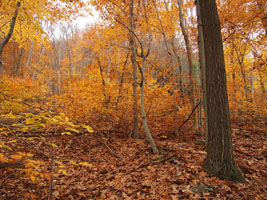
[0,1,20,75]
[116,54,129,105]
[170,36,183,97]
[177,0,196,128]
[233,43,251,102]
[198,0,244,182]
[257,69,266,99]
[15,48,24,76]
[140,56,159,154]
[195,0,207,140]
[25,40,34,76]
[129,0,139,138]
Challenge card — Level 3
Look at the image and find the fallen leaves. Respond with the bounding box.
[0,127,266,199]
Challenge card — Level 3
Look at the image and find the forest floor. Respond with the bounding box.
[0,120,266,200]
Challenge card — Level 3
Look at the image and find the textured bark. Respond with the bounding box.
[0,1,20,75]
[129,0,139,138]
[198,0,244,182]
[195,0,207,141]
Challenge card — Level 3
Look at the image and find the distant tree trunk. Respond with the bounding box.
[0,1,20,75]
[25,40,34,76]
[198,0,244,182]
[129,0,139,138]
[257,69,266,99]
[177,0,196,128]
[233,43,251,102]
[15,48,24,76]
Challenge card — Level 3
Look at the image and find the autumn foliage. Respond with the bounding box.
[0,0,266,199]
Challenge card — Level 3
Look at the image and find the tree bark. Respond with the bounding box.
[198,0,244,182]
[177,0,196,128]
[129,0,139,138]
[25,40,34,76]
[140,56,159,154]
[195,0,207,140]
[0,1,20,75]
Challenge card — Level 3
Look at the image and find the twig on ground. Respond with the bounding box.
[138,154,176,168]
[96,138,124,159]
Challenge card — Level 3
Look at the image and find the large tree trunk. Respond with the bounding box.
[129,0,139,138]
[0,1,20,75]
[198,0,244,182]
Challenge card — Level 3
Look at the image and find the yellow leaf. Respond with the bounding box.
[40,123,46,127]
[46,143,58,148]
[78,192,86,197]
[30,174,35,182]
[10,154,23,160]
[69,160,78,165]
[27,137,39,141]
[26,118,35,125]
[55,161,63,166]
[0,153,8,162]
[82,125,94,133]
[65,127,80,133]
[58,169,67,175]
[0,131,9,136]
[79,162,93,167]
[0,143,12,150]
[6,140,17,143]
[61,132,72,136]
[65,121,79,127]
[24,113,34,117]
[6,112,17,119]
[26,153,34,157]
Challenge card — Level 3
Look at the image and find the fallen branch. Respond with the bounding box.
[96,139,124,159]
[138,154,176,168]
[178,101,201,133]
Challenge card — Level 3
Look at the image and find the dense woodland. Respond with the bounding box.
[0,0,266,199]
